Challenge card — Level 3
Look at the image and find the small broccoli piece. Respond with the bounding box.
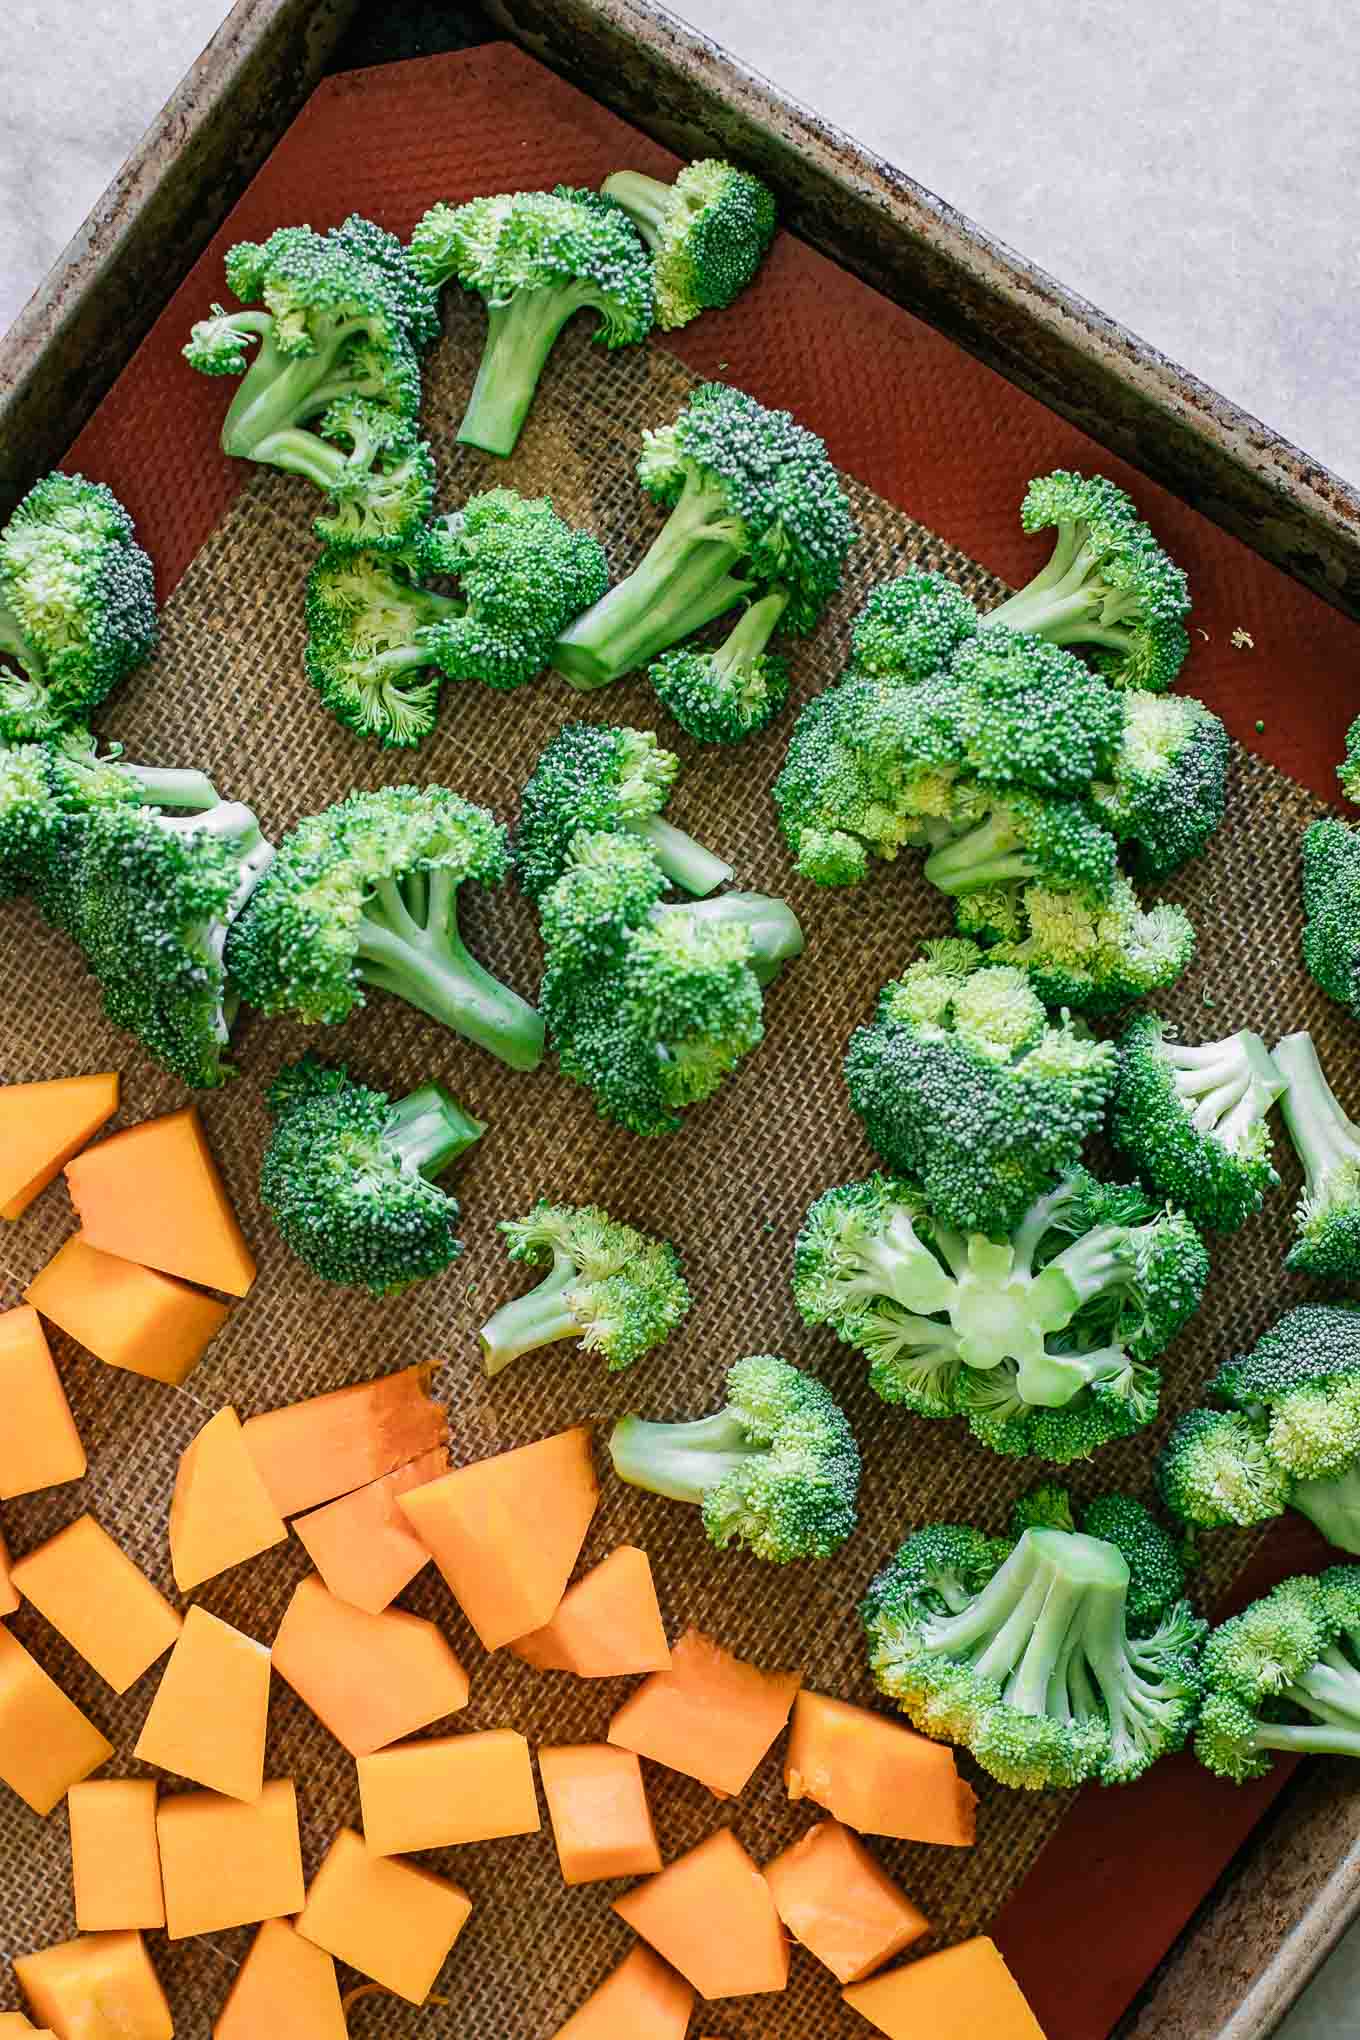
[1195,1570,1360,1782]
[1340,713,1360,806]
[1090,691,1229,879]
[843,939,1116,1235]
[1158,1407,1293,1531]
[1302,817,1360,1018]
[924,791,1118,903]
[862,1506,1206,1788]
[1274,1030,1360,1280]
[42,725,220,819]
[986,470,1191,691]
[514,723,733,901]
[648,590,790,745]
[554,382,857,689]
[0,473,157,743]
[849,571,979,682]
[479,1200,689,1375]
[958,873,1196,1016]
[225,784,544,1071]
[1009,1483,1078,1535]
[600,159,776,330]
[610,1352,859,1561]
[260,1054,483,1296]
[410,186,653,457]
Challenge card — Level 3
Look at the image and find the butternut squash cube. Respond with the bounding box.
[25,1234,230,1385]
[0,1305,85,1498]
[511,1545,670,1677]
[135,1605,270,1803]
[608,1628,801,1799]
[842,1936,1047,2039]
[539,1743,661,1886]
[292,1447,448,1613]
[156,1779,304,1939]
[0,1071,119,1221]
[0,1626,111,1814]
[10,1514,181,1694]
[764,1819,929,1984]
[296,1826,471,2005]
[553,1945,694,2038]
[168,1407,286,1593]
[0,1520,19,1617]
[358,1727,539,1856]
[214,1918,346,2040]
[242,1366,449,1520]
[68,1779,164,1932]
[614,1828,789,2000]
[272,1573,468,1757]
[786,1690,976,1846]
[396,1426,598,1650]
[14,1931,171,2040]
[64,1105,256,1296]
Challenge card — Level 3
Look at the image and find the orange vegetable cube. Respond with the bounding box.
[157,1779,304,1939]
[214,1918,346,2040]
[135,1605,270,1802]
[608,1628,801,1799]
[25,1234,230,1385]
[842,1936,1047,2038]
[511,1545,670,1677]
[786,1690,976,1846]
[0,1626,111,1815]
[396,1426,598,1650]
[272,1573,468,1757]
[0,1071,119,1220]
[358,1727,540,1856]
[292,1446,448,1613]
[10,1514,181,1693]
[242,1365,449,1520]
[0,1305,85,1498]
[296,1826,472,2005]
[0,1519,19,1617]
[764,1819,929,1983]
[614,1828,789,2000]
[168,1406,287,1593]
[68,1779,164,1932]
[15,1931,171,2040]
[553,1945,694,2038]
[64,1105,256,1296]
[539,1743,661,1886]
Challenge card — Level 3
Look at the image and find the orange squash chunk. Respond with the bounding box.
[511,1545,670,1677]
[25,1234,230,1385]
[157,1778,304,1939]
[843,1936,1048,2039]
[614,1828,789,2000]
[609,1628,801,1799]
[539,1743,661,1886]
[214,1918,346,2040]
[297,1826,472,2005]
[169,1406,287,1593]
[397,1426,598,1650]
[68,1779,164,1932]
[553,1945,694,2038]
[0,1071,119,1221]
[10,1514,181,1694]
[786,1690,976,1846]
[358,1727,540,1856]
[135,1605,271,1802]
[0,1305,85,1498]
[243,1365,449,1520]
[0,1519,19,1617]
[0,1626,111,1815]
[272,1573,468,1757]
[293,1447,449,1613]
[15,1931,171,2040]
[764,1819,929,1984]
[64,1105,256,1295]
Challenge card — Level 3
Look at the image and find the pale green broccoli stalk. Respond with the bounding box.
[610,1352,860,1562]
[956,873,1196,1016]
[1089,691,1229,880]
[600,159,776,330]
[648,590,791,745]
[1340,714,1360,806]
[1196,1570,1360,1781]
[1302,817,1360,1019]
[849,571,979,681]
[1275,1030,1360,1281]
[479,1201,690,1375]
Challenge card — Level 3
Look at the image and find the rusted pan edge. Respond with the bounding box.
[485,0,1360,621]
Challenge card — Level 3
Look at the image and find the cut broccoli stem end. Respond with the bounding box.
[632,814,734,897]
[609,1408,758,1504]
[1276,1029,1360,1194]
[355,875,545,1072]
[384,1084,486,1180]
[600,171,670,248]
[457,289,589,457]
[929,1527,1129,1712]
[479,1252,580,1375]
[1292,1465,1360,1555]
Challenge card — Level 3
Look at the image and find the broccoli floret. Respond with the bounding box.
[1090,691,1229,879]
[1274,1030,1360,1280]
[225,784,544,1071]
[1340,713,1360,806]
[924,791,1118,903]
[986,470,1191,691]
[1009,1483,1078,1536]
[600,159,776,330]
[479,1200,690,1375]
[942,629,1127,795]
[0,473,157,743]
[610,1352,860,1561]
[849,571,979,682]
[1302,817,1360,1017]
[1158,1407,1293,1531]
[862,1505,1206,1788]
[0,741,57,898]
[1109,1014,1285,1232]
[553,382,857,688]
[514,723,733,901]
[1195,1570,1360,1782]
[843,940,1116,1234]
[410,186,653,458]
[648,590,791,745]
[260,1054,483,1296]
[959,873,1196,1015]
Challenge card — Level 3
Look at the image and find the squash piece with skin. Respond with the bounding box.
[15,1931,172,2040]
[358,1728,540,1855]
[292,1447,448,1613]
[169,1407,287,1593]
[614,1828,790,2000]
[135,1605,271,1803]
[0,1071,119,1221]
[10,1515,181,1694]
[539,1742,661,1886]
[68,1780,165,1932]
[510,1545,670,1676]
[608,1627,801,1798]
[553,1945,695,2038]
[64,1105,256,1296]
[157,1779,304,1940]
[786,1690,977,1846]
[764,1819,929,1984]
[242,1366,449,1520]
[842,1936,1048,2040]
[25,1234,230,1386]
[0,1305,85,1498]
[272,1573,468,1757]
[214,1918,346,2040]
[0,1625,112,1815]
[296,1826,472,2006]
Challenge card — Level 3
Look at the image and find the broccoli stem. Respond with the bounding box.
[632,816,734,897]
[383,1084,485,1179]
[715,588,790,671]
[219,315,375,458]
[1275,1030,1360,1196]
[478,1250,584,1375]
[924,810,1037,895]
[1014,1342,1133,1411]
[457,286,601,458]
[608,1408,760,1502]
[924,1528,1128,1714]
[1169,1031,1285,1141]
[125,766,221,813]
[599,172,672,250]
[1028,1220,1157,1332]
[670,892,805,985]
[985,533,1111,639]
[1292,1464,1360,1555]
[1248,1644,1360,1755]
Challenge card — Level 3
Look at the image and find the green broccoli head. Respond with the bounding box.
[478,1199,690,1375]
[1195,1570,1360,1782]
[1090,691,1229,880]
[601,159,777,329]
[648,589,791,745]
[848,571,979,682]
[957,872,1196,1015]
[1008,1483,1078,1536]
[1274,1031,1360,1281]
[1302,818,1360,1018]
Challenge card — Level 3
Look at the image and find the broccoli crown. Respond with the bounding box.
[842,939,1116,1235]
[957,873,1196,1016]
[1340,712,1360,806]
[1302,818,1360,1017]
[1275,1030,1360,1281]
[0,472,157,744]
[942,629,1126,795]
[862,1511,1205,1788]
[647,588,791,746]
[1158,1407,1293,1531]
[0,739,63,898]
[1008,1482,1077,1536]
[1195,1569,1360,1782]
[1090,691,1229,880]
[1109,1013,1285,1232]
[260,1053,483,1296]
[479,1199,690,1374]
[602,160,777,329]
[848,571,979,682]
[609,1352,860,1562]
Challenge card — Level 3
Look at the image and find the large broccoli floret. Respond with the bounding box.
[848,571,979,682]
[410,186,653,457]
[260,1054,483,1296]
[1274,1030,1360,1281]
[0,473,157,743]
[862,1495,1206,1788]
[226,784,544,1071]
[553,382,858,689]
[601,158,775,330]
[1109,1014,1285,1232]
[843,940,1116,1235]
[1302,817,1360,1019]
[479,1200,690,1376]
[1090,691,1229,880]
[1196,1570,1360,1782]
[957,873,1196,1016]
[648,591,791,745]
[610,1352,860,1562]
